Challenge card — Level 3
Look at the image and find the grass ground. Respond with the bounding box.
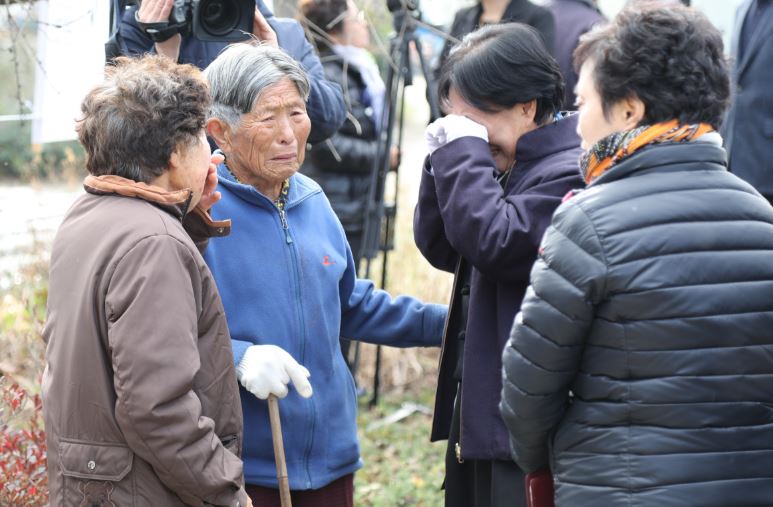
[348,94,452,505]
[355,379,445,506]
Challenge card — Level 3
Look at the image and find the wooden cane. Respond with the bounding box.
[268,394,292,507]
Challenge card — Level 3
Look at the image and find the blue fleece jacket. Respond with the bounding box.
[203,166,446,489]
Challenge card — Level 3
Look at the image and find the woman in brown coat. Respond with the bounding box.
[42,55,251,507]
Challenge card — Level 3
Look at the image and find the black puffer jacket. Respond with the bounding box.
[500,140,773,506]
[301,49,378,261]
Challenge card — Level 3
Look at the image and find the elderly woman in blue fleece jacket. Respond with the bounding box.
[198,43,446,506]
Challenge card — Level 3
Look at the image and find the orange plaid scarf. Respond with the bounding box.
[581,120,714,184]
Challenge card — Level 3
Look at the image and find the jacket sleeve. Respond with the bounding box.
[413,158,459,273]
[117,6,155,56]
[309,133,377,174]
[105,235,247,507]
[273,19,346,144]
[182,207,231,254]
[429,136,577,282]
[308,72,378,173]
[337,243,447,346]
[499,200,607,473]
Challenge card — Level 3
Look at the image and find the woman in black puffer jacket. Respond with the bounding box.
[298,0,396,265]
[500,4,773,506]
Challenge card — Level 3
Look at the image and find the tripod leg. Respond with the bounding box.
[370,345,382,408]
[369,206,395,407]
[413,36,441,121]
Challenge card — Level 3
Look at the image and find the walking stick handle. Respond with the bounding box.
[268,394,292,507]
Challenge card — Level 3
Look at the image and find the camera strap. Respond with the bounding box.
[134,11,187,43]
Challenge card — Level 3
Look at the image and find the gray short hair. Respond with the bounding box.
[204,43,311,128]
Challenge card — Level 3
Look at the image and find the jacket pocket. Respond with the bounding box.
[60,440,134,506]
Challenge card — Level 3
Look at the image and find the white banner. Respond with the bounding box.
[32,0,109,144]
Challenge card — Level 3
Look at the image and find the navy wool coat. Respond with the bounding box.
[414,114,583,461]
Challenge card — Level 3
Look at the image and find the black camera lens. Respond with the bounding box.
[199,0,239,35]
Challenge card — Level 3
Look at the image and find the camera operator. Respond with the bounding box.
[117,0,346,145]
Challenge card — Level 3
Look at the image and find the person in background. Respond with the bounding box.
[42,55,251,506]
[721,0,773,202]
[500,4,773,505]
[547,0,605,110]
[438,0,555,61]
[430,0,555,121]
[297,0,400,377]
[297,0,399,274]
[414,23,583,507]
[202,43,447,506]
[118,0,345,145]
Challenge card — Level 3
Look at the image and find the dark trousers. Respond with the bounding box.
[444,392,526,507]
[245,474,354,507]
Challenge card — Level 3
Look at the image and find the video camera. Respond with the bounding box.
[133,0,254,42]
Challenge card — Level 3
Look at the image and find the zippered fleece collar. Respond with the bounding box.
[216,163,322,210]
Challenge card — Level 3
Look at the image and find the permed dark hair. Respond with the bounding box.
[76,55,209,183]
[573,1,730,129]
[298,0,348,49]
[437,23,565,125]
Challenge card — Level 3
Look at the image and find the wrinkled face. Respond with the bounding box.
[575,59,631,150]
[226,78,311,187]
[171,129,211,208]
[446,87,530,173]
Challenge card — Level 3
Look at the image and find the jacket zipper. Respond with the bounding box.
[277,202,315,488]
[456,387,464,463]
[278,207,293,244]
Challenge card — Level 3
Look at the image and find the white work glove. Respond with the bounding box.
[236,345,313,399]
[424,114,489,155]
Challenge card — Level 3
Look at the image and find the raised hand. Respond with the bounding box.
[197,152,224,212]
[250,7,278,48]
[137,0,173,23]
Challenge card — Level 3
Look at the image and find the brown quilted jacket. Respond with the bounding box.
[42,175,249,506]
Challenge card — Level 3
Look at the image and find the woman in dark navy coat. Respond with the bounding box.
[414,23,583,507]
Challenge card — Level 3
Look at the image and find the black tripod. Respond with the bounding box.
[350,0,440,407]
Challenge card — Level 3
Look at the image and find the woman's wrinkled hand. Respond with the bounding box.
[198,152,225,212]
[424,114,489,155]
